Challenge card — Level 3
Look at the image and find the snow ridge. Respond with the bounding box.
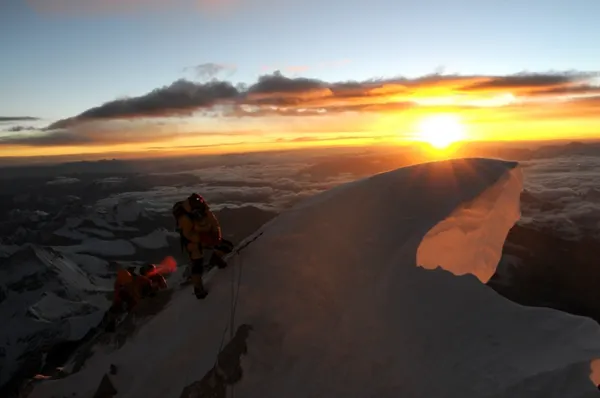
[417,161,522,282]
[28,158,600,398]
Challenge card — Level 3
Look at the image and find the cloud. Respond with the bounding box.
[46,79,239,129]
[103,159,358,212]
[0,122,259,147]
[237,71,599,114]
[2,125,39,132]
[0,129,95,146]
[159,150,600,233]
[529,85,600,97]
[0,117,40,122]
[7,140,600,241]
[5,70,599,151]
[570,95,600,106]
[460,72,595,92]
[183,63,237,80]
[505,94,600,119]
[519,156,600,239]
[146,141,248,151]
[246,72,330,99]
[41,70,600,130]
[87,146,600,229]
[275,134,397,144]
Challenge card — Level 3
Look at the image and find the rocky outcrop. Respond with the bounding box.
[179,324,253,398]
[93,374,117,398]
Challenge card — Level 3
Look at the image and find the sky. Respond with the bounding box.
[1,0,600,159]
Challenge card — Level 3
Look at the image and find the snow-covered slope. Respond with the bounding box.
[29,158,600,398]
[0,246,113,389]
[0,195,185,393]
[47,197,181,254]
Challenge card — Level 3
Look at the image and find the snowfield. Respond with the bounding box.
[131,228,178,249]
[28,158,600,398]
[55,238,137,257]
[0,246,112,389]
[0,195,183,393]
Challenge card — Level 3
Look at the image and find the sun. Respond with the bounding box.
[415,114,467,149]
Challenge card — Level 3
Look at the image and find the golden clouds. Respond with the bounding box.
[2,70,599,156]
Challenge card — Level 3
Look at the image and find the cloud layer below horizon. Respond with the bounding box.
[115,151,600,240]
[2,69,600,156]
[27,146,600,240]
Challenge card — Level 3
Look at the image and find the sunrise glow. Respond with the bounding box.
[2,64,600,162]
[414,114,467,149]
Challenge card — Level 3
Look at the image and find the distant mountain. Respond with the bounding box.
[0,197,169,394]
[0,245,111,393]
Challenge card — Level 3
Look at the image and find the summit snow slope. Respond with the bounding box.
[30,158,600,398]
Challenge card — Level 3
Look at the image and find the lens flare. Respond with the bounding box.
[146,256,178,276]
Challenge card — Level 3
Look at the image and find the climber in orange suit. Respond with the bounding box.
[173,193,227,299]
[111,268,154,312]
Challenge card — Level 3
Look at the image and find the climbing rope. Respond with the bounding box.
[210,231,263,398]
[228,255,240,398]
[214,231,264,362]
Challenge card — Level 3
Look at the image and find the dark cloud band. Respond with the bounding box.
[43,70,599,130]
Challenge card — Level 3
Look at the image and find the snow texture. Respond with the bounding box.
[65,217,84,229]
[79,227,116,239]
[1,192,188,390]
[0,244,20,257]
[28,158,600,398]
[113,199,144,224]
[416,160,522,283]
[28,292,97,323]
[88,215,139,232]
[55,238,136,257]
[131,228,178,249]
[53,226,89,240]
[93,197,147,225]
[0,246,111,387]
[46,177,80,185]
[94,176,127,185]
[61,253,111,277]
[7,209,48,222]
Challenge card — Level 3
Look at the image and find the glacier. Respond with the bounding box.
[27,158,600,398]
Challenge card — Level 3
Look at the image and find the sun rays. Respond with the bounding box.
[414,114,468,150]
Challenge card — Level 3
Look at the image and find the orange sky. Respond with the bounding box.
[2,71,599,159]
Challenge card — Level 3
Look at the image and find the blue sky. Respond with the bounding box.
[1,0,599,121]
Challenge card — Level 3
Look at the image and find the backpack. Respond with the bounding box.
[172,201,234,254]
[172,200,212,252]
[172,201,192,253]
